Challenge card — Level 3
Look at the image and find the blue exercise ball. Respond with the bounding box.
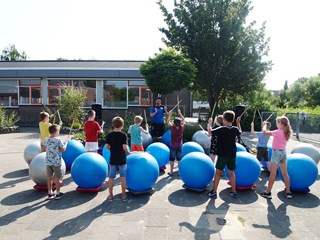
[146,142,170,168]
[225,151,261,187]
[126,152,159,192]
[182,141,204,158]
[102,145,110,164]
[236,143,246,152]
[71,152,108,189]
[261,145,272,170]
[162,130,171,147]
[291,143,320,165]
[278,153,318,191]
[62,139,85,168]
[179,152,215,189]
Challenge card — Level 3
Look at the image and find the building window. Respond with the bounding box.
[18,80,41,105]
[128,86,152,106]
[0,80,18,107]
[104,81,127,108]
[47,80,96,107]
[73,80,96,107]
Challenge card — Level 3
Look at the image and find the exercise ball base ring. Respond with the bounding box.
[182,184,208,192]
[33,184,56,191]
[227,182,256,191]
[76,183,103,192]
[127,187,154,195]
[290,187,310,193]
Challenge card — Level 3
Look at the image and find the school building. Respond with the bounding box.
[0,60,192,126]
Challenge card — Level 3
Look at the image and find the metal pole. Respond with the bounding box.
[296,112,300,140]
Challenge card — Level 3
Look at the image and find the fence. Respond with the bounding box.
[286,112,320,142]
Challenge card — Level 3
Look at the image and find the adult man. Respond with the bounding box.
[150,97,168,140]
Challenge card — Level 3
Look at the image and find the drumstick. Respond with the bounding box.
[144,109,148,126]
[199,124,205,131]
[257,109,263,121]
[210,101,217,119]
[239,107,248,118]
[265,112,275,122]
[171,100,182,111]
[177,95,180,110]
[66,121,74,142]
[252,109,256,122]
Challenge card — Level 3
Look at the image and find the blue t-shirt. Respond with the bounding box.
[256,132,270,147]
[129,125,142,145]
[150,106,165,124]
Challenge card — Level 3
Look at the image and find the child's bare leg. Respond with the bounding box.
[108,178,114,199]
[267,164,278,192]
[279,163,291,193]
[228,169,236,193]
[213,169,222,192]
[210,154,217,163]
[266,161,271,172]
[54,176,61,193]
[169,161,174,174]
[47,176,53,192]
[120,177,127,198]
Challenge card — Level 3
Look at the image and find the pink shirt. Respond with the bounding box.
[271,129,287,150]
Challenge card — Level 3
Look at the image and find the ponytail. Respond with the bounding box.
[277,116,292,141]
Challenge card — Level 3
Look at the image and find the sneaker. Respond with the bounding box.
[286,192,293,199]
[207,191,217,199]
[47,193,55,199]
[230,192,238,199]
[260,191,272,199]
[55,192,64,200]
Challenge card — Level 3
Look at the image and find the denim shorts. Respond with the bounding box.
[109,164,127,178]
[271,149,287,164]
[170,146,182,161]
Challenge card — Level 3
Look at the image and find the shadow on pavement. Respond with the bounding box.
[45,190,98,210]
[252,201,292,239]
[168,189,208,207]
[43,202,107,240]
[3,168,29,178]
[218,188,258,205]
[0,176,30,189]
[0,200,48,227]
[105,192,150,213]
[1,189,47,205]
[277,190,320,208]
[179,201,230,240]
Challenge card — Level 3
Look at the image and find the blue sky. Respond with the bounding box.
[1,0,319,90]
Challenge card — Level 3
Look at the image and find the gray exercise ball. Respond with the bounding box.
[142,132,153,149]
[29,152,66,186]
[24,140,41,164]
[291,143,320,164]
[192,130,211,152]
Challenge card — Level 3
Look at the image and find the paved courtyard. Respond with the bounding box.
[0,128,319,240]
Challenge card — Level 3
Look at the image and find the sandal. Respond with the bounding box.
[107,196,113,202]
[168,172,173,176]
[122,195,128,202]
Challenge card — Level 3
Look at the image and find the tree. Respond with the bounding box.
[157,0,271,108]
[0,44,27,61]
[140,47,196,95]
[60,85,87,126]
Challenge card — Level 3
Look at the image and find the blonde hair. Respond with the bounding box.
[134,115,143,124]
[215,115,223,125]
[276,116,292,140]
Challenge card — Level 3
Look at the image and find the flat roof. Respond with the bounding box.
[0,60,145,78]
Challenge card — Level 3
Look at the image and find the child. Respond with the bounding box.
[105,116,131,201]
[84,110,105,152]
[39,112,52,150]
[251,121,271,171]
[128,115,149,151]
[260,116,293,199]
[167,109,185,175]
[207,111,241,199]
[43,124,68,200]
[207,115,224,163]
